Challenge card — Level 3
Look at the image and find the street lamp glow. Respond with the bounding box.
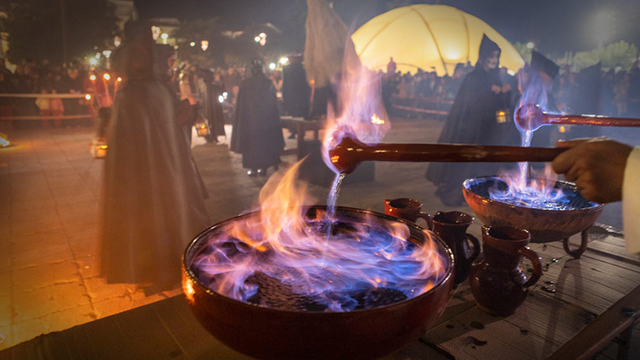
[201,40,209,51]
[279,57,288,65]
[161,33,169,40]
[89,74,97,81]
[102,50,112,59]
[190,42,196,47]
[269,63,276,70]
[256,32,267,46]
[103,73,111,81]
[89,58,98,66]
[526,42,534,49]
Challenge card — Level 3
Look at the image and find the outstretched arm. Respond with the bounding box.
[552,138,633,204]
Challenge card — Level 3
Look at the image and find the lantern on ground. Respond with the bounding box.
[91,138,108,159]
[495,110,508,123]
[195,115,210,137]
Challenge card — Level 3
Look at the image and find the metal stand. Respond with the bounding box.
[562,227,590,258]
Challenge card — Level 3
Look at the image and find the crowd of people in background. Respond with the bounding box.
[379,58,640,121]
[2,52,640,134]
[5,28,640,294]
[0,59,92,127]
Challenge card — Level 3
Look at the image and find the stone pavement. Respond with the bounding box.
[0,116,627,354]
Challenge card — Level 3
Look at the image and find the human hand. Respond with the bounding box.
[501,83,511,93]
[491,85,501,94]
[552,138,633,203]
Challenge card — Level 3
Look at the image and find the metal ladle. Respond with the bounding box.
[328,135,567,174]
[515,103,640,132]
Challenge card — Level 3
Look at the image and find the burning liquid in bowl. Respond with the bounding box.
[189,206,448,312]
[487,178,590,210]
[463,176,604,248]
[487,163,599,210]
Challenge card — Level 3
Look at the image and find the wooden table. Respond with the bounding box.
[280,116,326,160]
[3,228,639,360]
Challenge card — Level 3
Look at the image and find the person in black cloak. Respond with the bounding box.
[561,62,602,141]
[200,69,226,143]
[230,58,285,177]
[521,50,561,148]
[282,52,311,139]
[100,22,210,295]
[282,53,311,117]
[282,52,311,118]
[425,34,516,206]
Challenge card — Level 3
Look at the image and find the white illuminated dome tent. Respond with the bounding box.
[351,4,525,76]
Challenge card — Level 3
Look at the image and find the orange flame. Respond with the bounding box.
[191,161,448,311]
[189,50,448,312]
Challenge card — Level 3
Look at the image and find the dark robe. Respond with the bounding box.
[202,81,227,141]
[100,27,209,294]
[426,66,517,206]
[526,86,560,148]
[230,73,285,170]
[564,63,602,140]
[282,62,311,118]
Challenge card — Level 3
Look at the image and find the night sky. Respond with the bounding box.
[133,0,640,55]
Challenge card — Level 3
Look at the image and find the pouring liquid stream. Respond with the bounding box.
[519,129,533,186]
[322,173,346,266]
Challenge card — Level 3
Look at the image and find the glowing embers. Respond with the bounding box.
[189,207,447,312]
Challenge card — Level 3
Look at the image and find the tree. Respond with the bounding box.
[572,41,638,71]
[4,0,118,65]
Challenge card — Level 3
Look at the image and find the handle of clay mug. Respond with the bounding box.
[519,246,543,288]
[416,212,433,230]
[465,234,481,263]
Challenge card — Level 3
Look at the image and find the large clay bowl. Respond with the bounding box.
[463,176,604,243]
[182,206,454,360]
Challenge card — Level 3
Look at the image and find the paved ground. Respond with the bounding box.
[0,116,627,353]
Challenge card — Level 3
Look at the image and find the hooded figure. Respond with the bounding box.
[200,69,227,143]
[426,34,517,206]
[100,22,210,295]
[230,58,285,176]
[282,53,311,118]
[520,50,561,148]
[531,50,559,81]
[562,62,603,140]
